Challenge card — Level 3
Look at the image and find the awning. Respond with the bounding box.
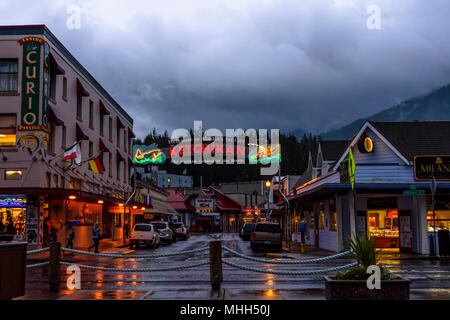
[99,138,110,152]
[49,106,64,126]
[99,100,110,115]
[116,116,125,129]
[49,53,65,75]
[145,198,172,216]
[116,150,125,162]
[76,78,89,97]
[76,123,89,140]
[128,127,135,138]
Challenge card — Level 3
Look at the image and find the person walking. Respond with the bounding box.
[88,222,101,253]
[124,220,129,239]
[66,225,75,249]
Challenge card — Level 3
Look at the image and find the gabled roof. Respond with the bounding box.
[369,121,450,161]
[202,187,241,212]
[319,140,349,162]
[332,120,450,171]
[166,188,195,211]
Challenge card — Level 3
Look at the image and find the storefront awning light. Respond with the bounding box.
[69,195,77,200]
[98,200,104,204]
[141,207,145,210]
[119,204,123,207]
[133,205,137,209]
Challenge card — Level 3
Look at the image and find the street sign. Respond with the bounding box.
[403,185,425,196]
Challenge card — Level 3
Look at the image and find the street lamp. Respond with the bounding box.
[265,180,271,221]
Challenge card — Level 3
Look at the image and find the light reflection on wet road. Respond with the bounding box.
[25,234,450,299]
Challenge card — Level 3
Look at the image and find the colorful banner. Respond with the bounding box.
[19,37,43,126]
[41,42,50,129]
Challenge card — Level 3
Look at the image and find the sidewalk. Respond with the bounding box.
[282,241,450,261]
[26,238,131,262]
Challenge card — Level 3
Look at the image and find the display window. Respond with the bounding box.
[0,197,27,240]
[367,210,399,248]
[427,211,450,231]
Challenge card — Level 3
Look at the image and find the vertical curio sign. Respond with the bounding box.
[41,42,50,130]
[18,37,43,128]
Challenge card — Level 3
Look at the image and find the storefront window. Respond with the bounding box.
[0,197,26,240]
[367,210,399,248]
[318,213,324,229]
[427,211,450,231]
[0,114,17,147]
[329,213,338,231]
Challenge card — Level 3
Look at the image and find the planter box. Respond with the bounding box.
[324,276,410,300]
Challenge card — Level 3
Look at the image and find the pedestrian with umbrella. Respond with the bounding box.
[88,222,101,253]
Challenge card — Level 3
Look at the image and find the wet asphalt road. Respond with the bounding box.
[24,234,450,299]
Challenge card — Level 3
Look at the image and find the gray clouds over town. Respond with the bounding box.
[2,0,450,138]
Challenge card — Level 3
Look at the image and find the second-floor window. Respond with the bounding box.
[62,77,67,100]
[76,94,82,120]
[100,114,104,136]
[109,117,112,142]
[117,127,120,148]
[0,114,17,147]
[49,70,57,100]
[88,141,93,158]
[0,59,18,92]
[89,100,94,129]
[108,153,112,178]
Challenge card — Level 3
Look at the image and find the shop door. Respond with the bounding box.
[314,213,319,246]
[399,210,413,253]
[356,211,367,240]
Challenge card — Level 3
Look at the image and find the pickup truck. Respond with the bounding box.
[250,222,282,252]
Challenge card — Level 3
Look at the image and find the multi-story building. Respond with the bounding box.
[0,25,135,248]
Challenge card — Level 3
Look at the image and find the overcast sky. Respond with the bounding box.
[2,0,450,138]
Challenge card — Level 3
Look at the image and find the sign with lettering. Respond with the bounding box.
[41,42,50,129]
[19,37,43,127]
[414,155,450,181]
[195,198,214,213]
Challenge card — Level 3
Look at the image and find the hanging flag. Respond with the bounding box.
[348,147,356,190]
[89,156,104,174]
[63,142,81,164]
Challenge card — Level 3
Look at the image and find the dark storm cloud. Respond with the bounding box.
[2,0,450,138]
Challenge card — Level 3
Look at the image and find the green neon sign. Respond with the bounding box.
[133,144,166,165]
[248,144,281,163]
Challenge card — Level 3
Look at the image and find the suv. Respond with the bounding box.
[250,222,282,252]
[240,222,255,241]
[130,224,160,249]
[173,222,189,240]
[151,221,175,244]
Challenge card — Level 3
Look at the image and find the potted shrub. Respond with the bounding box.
[324,234,410,300]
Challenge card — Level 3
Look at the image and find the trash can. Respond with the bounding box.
[438,230,450,256]
[0,242,27,300]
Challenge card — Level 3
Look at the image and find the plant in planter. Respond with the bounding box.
[324,234,410,300]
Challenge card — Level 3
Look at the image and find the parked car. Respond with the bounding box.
[250,222,282,252]
[129,223,160,249]
[151,221,175,244]
[173,222,189,240]
[240,222,255,241]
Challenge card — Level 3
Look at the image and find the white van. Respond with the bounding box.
[130,223,160,249]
